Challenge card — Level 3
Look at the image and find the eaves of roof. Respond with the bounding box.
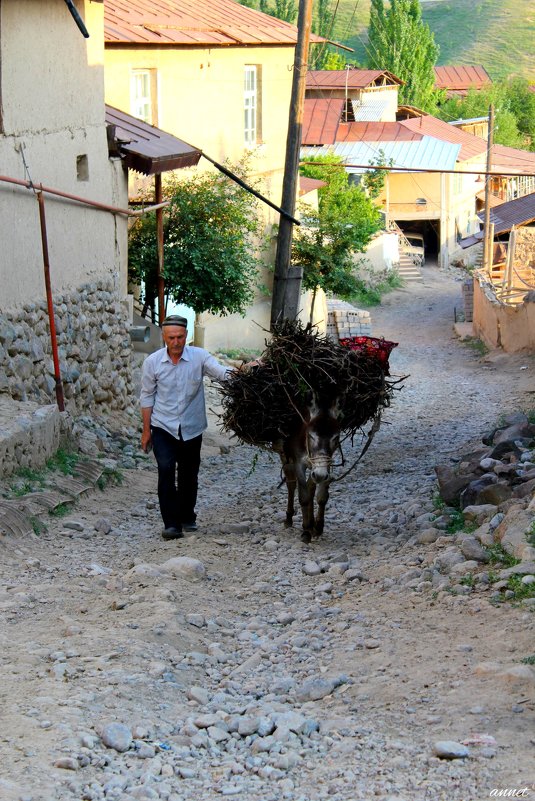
[104,0,323,47]
[477,191,535,235]
[307,69,403,89]
[490,144,535,176]
[336,121,423,143]
[105,105,201,174]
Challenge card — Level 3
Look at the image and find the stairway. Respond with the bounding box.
[396,251,424,282]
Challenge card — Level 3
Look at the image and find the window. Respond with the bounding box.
[131,69,158,125]
[244,65,261,147]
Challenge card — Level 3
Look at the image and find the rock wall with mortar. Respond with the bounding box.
[0,278,135,414]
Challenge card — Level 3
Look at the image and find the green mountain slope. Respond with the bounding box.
[244,0,535,81]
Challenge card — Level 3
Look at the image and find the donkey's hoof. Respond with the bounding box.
[284,518,293,529]
[301,531,312,543]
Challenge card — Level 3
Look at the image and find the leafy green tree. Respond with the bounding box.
[293,155,383,318]
[438,78,535,151]
[128,165,264,319]
[367,0,443,112]
[259,0,297,22]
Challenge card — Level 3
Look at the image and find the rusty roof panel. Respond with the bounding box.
[302,98,344,145]
[401,114,487,161]
[434,65,492,91]
[104,0,323,46]
[299,176,326,196]
[478,192,535,235]
[336,122,423,143]
[307,69,403,89]
[105,105,201,174]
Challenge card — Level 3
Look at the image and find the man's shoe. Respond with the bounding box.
[162,526,183,540]
[182,521,198,532]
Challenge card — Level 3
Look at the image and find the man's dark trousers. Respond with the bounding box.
[151,426,202,529]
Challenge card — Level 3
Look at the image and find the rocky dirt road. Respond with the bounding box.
[1,267,534,801]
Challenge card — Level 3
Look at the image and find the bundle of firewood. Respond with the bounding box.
[218,319,400,447]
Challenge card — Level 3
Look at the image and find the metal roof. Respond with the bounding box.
[307,69,403,89]
[105,105,201,174]
[400,114,487,161]
[477,192,535,235]
[351,95,391,122]
[336,121,423,143]
[302,98,345,145]
[301,136,461,174]
[434,65,492,92]
[490,144,535,175]
[299,176,326,196]
[104,0,322,46]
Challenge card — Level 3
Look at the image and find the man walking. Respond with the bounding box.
[140,315,232,540]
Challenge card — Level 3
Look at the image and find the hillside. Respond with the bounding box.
[243,0,535,81]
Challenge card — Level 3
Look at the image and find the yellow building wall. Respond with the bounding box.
[104,43,300,350]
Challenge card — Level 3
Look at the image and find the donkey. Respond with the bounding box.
[274,397,342,543]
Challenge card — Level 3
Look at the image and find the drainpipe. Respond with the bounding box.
[36,189,65,412]
[155,174,165,325]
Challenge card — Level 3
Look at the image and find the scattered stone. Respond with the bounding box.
[432,741,470,759]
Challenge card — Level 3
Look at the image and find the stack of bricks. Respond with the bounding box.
[462,278,474,322]
[326,299,372,342]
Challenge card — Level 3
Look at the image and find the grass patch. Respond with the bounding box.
[485,543,521,567]
[504,574,535,603]
[49,502,73,518]
[462,336,489,356]
[30,516,47,536]
[46,448,80,476]
[97,466,124,491]
[521,655,535,665]
[346,271,403,308]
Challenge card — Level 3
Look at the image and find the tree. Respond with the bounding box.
[259,0,297,22]
[128,165,264,320]
[437,78,535,151]
[367,0,443,112]
[293,155,383,318]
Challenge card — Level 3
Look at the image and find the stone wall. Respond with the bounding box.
[0,278,135,414]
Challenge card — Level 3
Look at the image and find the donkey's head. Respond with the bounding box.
[305,396,342,484]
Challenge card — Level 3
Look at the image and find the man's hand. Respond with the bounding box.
[141,430,152,453]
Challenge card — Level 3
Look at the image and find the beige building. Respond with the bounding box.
[0,0,127,308]
[103,0,324,351]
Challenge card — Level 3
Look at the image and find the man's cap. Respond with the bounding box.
[162,315,188,328]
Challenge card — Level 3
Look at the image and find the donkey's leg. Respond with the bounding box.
[282,461,297,528]
[313,479,330,537]
[298,475,315,543]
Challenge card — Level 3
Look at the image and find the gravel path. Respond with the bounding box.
[1,266,534,801]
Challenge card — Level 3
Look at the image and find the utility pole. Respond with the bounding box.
[270,0,313,328]
[482,104,495,276]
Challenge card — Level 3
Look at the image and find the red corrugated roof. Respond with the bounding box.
[336,121,423,143]
[104,0,322,46]
[400,114,487,161]
[434,65,492,91]
[307,69,403,89]
[302,98,344,145]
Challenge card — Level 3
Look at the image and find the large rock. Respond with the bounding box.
[160,556,206,579]
[494,508,535,561]
[460,474,497,509]
[435,465,475,506]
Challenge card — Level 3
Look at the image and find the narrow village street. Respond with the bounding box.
[1,265,534,801]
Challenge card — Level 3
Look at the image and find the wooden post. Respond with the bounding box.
[155,174,165,325]
[270,0,313,328]
[483,104,495,276]
[505,226,517,294]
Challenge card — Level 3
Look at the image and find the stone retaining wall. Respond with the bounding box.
[0,397,69,477]
[0,278,135,414]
